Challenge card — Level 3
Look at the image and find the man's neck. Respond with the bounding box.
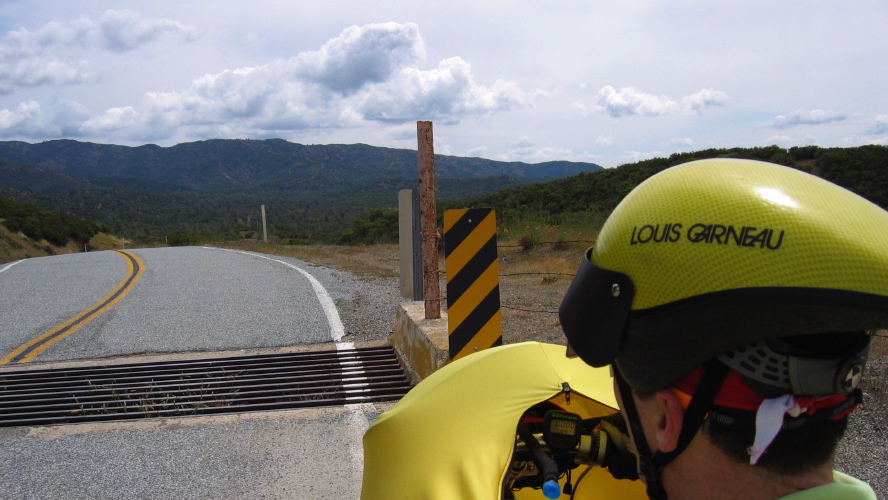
[660,432,835,500]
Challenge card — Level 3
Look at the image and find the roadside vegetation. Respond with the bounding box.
[3,144,886,248]
[0,197,104,247]
[6,144,886,265]
[319,144,888,247]
[0,196,130,264]
[0,223,127,264]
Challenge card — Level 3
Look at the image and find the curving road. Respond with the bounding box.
[0,246,399,499]
[0,246,358,365]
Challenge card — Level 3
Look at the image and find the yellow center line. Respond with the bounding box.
[0,250,145,365]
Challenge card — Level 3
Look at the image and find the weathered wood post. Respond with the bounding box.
[417,121,440,319]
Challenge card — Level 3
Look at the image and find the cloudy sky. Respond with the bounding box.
[0,1,885,167]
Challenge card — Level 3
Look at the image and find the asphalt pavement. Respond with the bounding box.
[0,247,398,499]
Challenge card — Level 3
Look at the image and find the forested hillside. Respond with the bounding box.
[0,195,114,264]
[0,196,103,247]
[338,144,888,245]
[0,139,601,243]
[444,145,888,224]
[2,142,886,247]
[0,139,600,190]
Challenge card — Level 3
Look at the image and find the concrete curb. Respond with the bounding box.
[390,301,450,385]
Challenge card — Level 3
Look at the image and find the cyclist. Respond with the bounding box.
[560,158,886,499]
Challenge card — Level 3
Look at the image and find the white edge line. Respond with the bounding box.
[203,247,372,473]
[208,247,345,342]
[0,260,23,274]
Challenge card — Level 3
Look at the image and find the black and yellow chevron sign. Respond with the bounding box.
[444,208,502,360]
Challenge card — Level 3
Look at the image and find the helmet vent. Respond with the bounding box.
[720,342,793,393]
[718,338,869,396]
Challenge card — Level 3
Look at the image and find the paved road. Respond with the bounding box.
[0,247,399,499]
[0,247,352,364]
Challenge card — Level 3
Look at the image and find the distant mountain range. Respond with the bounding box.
[0,139,601,191]
[0,139,602,240]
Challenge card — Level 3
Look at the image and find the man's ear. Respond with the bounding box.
[651,388,685,453]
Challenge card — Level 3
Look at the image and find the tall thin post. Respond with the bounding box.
[261,205,268,243]
[417,121,440,319]
[398,189,424,301]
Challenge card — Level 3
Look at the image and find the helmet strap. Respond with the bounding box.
[613,366,668,500]
[614,361,730,500]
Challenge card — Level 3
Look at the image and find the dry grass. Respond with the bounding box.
[497,242,587,345]
[0,224,51,263]
[89,232,130,251]
[0,227,130,265]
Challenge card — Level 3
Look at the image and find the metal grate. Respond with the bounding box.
[0,346,412,427]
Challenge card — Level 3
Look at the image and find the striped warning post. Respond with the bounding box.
[444,208,502,360]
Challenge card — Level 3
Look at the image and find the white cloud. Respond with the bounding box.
[496,136,575,162]
[871,115,888,135]
[52,100,91,135]
[801,134,818,145]
[93,10,200,53]
[0,10,199,56]
[597,86,677,117]
[358,57,529,123]
[596,86,729,117]
[0,10,199,94]
[766,134,795,144]
[0,100,64,138]
[294,22,424,94]
[0,2,883,167]
[75,23,530,142]
[510,136,535,148]
[619,149,667,165]
[378,122,422,141]
[681,89,731,113]
[0,100,42,129]
[772,109,846,129]
[0,58,87,95]
[466,145,488,156]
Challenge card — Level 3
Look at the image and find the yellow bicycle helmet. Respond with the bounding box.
[560,158,888,393]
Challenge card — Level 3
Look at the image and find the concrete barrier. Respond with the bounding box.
[391,301,449,384]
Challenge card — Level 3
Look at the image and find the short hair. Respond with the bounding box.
[703,414,847,475]
[632,331,867,474]
[632,379,849,474]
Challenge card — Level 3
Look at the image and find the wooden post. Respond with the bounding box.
[417,121,440,319]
